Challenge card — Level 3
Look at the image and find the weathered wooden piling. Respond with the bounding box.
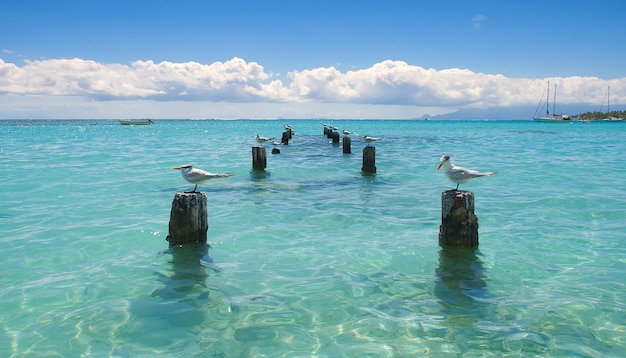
[343,136,352,154]
[252,146,267,171]
[438,190,479,247]
[166,192,208,247]
[327,130,334,139]
[281,131,289,145]
[361,146,376,173]
[332,131,340,144]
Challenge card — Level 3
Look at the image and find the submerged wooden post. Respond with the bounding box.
[281,131,289,145]
[439,190,478,247]
[343,136,352,154]
[167,192,208,247]
[252,146,267,171]
[332,131,340,144]
[361,146,376,173]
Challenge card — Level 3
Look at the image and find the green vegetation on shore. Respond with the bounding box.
[573,110,625,121]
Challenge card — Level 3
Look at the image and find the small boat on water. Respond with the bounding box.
[599,86,624,122]
[119,119,154,125]
[533,81,572,123]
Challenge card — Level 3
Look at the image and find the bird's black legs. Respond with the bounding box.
[185,184,198,193]
[455,183,459,190]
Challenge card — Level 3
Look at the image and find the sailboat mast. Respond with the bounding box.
[606,86,611,114]
[553,84,557,116]
[546,81,550,117]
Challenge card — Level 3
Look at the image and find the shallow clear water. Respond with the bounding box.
[1,119,624,357]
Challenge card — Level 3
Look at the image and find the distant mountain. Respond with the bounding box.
[429,104,602,120]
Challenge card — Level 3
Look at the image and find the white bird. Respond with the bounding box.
[362,136,382,146]
[172,165,235,192]
[343,129,353,135]
[436,155,496,190]
[255,134,275,144]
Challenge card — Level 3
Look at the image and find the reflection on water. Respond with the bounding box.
[435,247,490,343]
[112,245,222,353]
[152,244,216,301]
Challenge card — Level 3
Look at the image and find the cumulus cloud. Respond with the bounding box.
[0,57,624,112]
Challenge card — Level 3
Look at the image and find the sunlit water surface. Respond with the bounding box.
[0,119,624,357]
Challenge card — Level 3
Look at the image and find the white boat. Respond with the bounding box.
[599,86,624,121]
[533,81,571,123]
[119,119,154,125]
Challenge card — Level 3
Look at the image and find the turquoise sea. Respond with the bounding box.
[1,119,625,357]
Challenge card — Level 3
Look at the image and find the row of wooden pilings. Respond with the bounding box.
[166,126,479,249]
[324,126,377,173]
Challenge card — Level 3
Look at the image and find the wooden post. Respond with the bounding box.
[361,146,376,173]
[252,146,267,171]
[167,192,208,247]
[281,131,289,145]
[439,190,478,247]
[327,130,334,139]
[343,136,352,154]
[331,131,340,144]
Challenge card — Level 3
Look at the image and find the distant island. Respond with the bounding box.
[572,110,625,121]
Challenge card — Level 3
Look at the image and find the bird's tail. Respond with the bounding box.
[483,171,497,177]
[217,172,235,177]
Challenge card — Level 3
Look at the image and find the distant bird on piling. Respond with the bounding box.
[255,134,275,145]
[362,136,382,146]
[172,165,235,193]
[343,130,353,135]
[255,134,276,144]
[436,155,496,190]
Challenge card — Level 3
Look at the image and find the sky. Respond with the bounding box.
[1,0,625,120]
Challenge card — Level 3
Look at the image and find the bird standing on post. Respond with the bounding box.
[362,136,382,146]
[172,165,235,193]
[255,134,275,145]
[436,155,496,190]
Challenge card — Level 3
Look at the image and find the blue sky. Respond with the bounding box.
[1,0,625,119]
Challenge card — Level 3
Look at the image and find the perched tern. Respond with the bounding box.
[436,155,496,190]
[362,136,382,146]
[255,134,275,144]
[172,165,235,193]
[342,130,353,135]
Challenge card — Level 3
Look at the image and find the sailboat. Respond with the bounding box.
[600,86,623,121]
[533,81,571,123]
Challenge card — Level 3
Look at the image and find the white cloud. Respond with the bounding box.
[472,14,486,28]
[0,57,624,119]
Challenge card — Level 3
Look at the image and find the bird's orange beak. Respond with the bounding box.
[172,167,181,170]
[436,163,443,172]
